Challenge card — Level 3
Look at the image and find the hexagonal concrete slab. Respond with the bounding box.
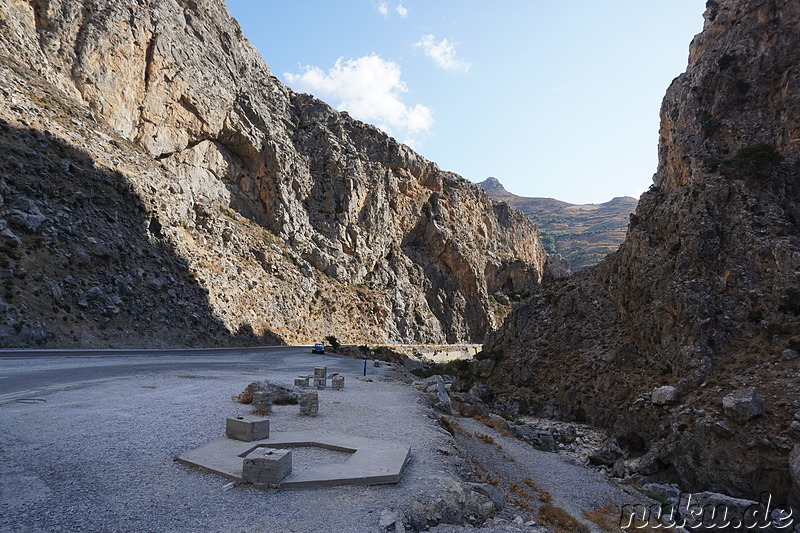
[176,431,411,489]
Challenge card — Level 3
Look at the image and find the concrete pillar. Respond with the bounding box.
[299,391,319,416]
[314,366,327,389]
[251,390,271,414]
[226,416,270,442]
[331,374,344,390]
[242,447,292,488]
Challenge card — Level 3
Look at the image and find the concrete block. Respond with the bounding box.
[294,377,309,387]
[251,390,272,414]
[299,391,319,416]
[226,416,270,442]
[331,374,344,390]
[242,447,292,487]
[313,367,327,389]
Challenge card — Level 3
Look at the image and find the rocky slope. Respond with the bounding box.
[478,0,800,506]
[478,177,637,271]
[0,0,546,347]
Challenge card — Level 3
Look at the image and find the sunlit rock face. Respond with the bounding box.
[0,0,545,346]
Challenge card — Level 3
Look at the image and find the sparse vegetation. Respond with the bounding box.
[539,504,590,533]
[477,433,494,444]
[439,416,455,436]
[232,383,257,404]
[584,504,661,533]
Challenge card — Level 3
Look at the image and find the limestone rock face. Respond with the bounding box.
[0,0,545,345]
[481,0,800,503]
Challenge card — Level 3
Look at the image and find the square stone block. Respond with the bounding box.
[299,391,319,416]
[242,447,292,487]
[226,416,270,442]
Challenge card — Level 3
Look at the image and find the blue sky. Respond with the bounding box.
[226,1,705,204]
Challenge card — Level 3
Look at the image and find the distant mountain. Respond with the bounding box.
[477,178,637,270]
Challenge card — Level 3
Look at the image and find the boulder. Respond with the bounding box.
[558,425,578,444]
[682,492,760,529]
[407,476,500,529]
[651,385,680,405]
[612,458,626,478]
[426,375,452,415]
[722,388,763,425]
[589,439,623,467]
[469,358,495,378]
[629,452,662,476]
[379,509,405,533]
[468,381,494,404]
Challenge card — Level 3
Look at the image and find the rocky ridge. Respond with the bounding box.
[478,177,637,271]
[480,0,800,506]
[0,0,546,346]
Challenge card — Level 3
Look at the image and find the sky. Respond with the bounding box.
[226,1,705,205]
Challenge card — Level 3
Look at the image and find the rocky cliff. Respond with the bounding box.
[0,0,545,347]
[480,0,800,505]
[478,177,637,271]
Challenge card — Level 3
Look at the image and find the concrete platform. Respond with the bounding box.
[176,431,411,489]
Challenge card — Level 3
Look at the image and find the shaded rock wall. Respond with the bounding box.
[483,0,800,503]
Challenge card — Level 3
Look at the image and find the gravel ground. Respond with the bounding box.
[0,352,462,532]
[434,416,647,532]
[0,351,641,532]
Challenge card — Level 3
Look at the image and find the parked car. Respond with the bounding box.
[312,343,325,354]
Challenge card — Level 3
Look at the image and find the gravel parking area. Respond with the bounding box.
[0,351,461,532]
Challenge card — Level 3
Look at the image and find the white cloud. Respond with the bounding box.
[284,55,434,139]
[395,3,408,18]
[415,34,471,72]
[377,1,389,17]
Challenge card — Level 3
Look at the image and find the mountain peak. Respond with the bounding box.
[477,177,506,192]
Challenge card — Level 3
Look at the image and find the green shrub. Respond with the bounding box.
[725,143,783,172]
[411,358,470,378]
[324,335,341,350]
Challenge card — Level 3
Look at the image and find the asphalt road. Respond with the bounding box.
[0,346,362,404]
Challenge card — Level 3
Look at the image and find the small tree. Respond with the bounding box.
[324,335,341,351]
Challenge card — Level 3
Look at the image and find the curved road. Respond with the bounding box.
[0,346,361,404]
